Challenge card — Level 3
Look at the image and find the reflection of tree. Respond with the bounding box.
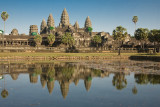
[61,66,74,81]
[135,74,160,85]
[93,69,102,77]
[1,89,8,99]
[112,73,127,90]
[132,85,138,95]
[46,66,55,81]
[1,64,9,99]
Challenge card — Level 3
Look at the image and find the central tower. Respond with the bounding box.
[59,8,70,28]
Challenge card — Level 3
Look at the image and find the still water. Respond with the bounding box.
[0,60,160,107]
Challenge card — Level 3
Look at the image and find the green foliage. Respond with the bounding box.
[34,35,42,46]
[1,11,9,21]
[132,16,138,24]
[0,30,4,34]
[1,89,8,99]
[47,34,55,46]
[31,32,37,36]
[33,66,42,75]
[87,27,93,32]
[135,28,149,41]
[50,27,54,30]
[92,69,102,76]
[112,26,128,41]
[61,32,75,47]
[87,76,92,81]
[61,66,74,80]
[92,35,102,46]
[47,67,55,80]
[148,29,160,43]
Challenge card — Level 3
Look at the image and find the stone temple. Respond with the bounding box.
[0,8,154,53]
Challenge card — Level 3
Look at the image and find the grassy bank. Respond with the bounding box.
[0,52,160,61]
[1,52,159,57]
[0,52,160,57]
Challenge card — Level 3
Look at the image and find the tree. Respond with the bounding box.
[1,89,8,99]
[34,35,42,47]
[132,85,138,95]
[112,26,128,55]
[112,73,127,90]
[148,29,160,53]
[132,16,138,33]
[92,35,102,47]
[135,28,149,49]
[61,32,75,47]
[47,34,55,46]
[1,11,9,47]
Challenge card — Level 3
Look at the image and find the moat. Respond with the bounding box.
[0,60,160,107]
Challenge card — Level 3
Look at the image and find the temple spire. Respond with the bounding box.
[74,21,79,29]
[60,8,70,27]
[40,18,47,34]
[84,16,92,28]
[47,14,55,28]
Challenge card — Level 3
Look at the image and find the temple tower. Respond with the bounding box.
[47,14,55,34]
[60,8,70,28]
[29,25,38,35]
[74,21,79,29]
[84,16,92,28]
[47,14,55,28]
[40,19,47,34]
[10,29,19,35]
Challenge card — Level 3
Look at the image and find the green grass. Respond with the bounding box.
[0,52,159,57]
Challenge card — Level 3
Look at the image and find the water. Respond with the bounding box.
[0,60,160,107]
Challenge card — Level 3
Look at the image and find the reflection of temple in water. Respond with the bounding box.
[1,60,160,99]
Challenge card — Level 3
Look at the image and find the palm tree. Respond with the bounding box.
[47,34,55,46]
[1,11,9,47]
[34,35,42,48]
[61,32,75,48]
[135,28,149,49]
[112,26,128,55]
[148,29,160,53]
[132,16,138,33]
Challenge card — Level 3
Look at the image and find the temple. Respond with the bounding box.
[0,8,156,53]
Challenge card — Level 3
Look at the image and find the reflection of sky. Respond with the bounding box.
[0,73,160,107]
[0,0,160,35]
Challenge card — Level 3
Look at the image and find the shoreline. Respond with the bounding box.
[0,52,160,61]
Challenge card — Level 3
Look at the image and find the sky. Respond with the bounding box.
[0,0,160,35]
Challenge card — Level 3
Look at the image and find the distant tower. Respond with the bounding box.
[84,16,92,28]
[29,25,38,35]
[40,19,47,34]
[59,8,70,28]
[47,14,55,34]
[10,29,19,35]
[74,21,79,29]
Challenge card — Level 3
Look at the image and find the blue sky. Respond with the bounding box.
[0,0,160,35]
